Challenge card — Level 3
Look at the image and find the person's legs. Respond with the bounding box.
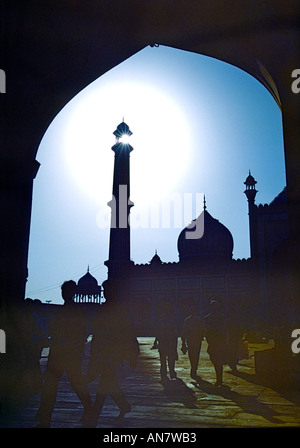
[109,371,131,418]
[168,356,177,379]
[188,342,201,378]
[66,358,92,421]
[214,362,223,386]
[35,356,62,427]
[89,363,130,426]
[228,338,239,371]
[89,375,107,425]
[159,351,168,382]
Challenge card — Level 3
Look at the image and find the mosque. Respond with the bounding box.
[75,122,290,335]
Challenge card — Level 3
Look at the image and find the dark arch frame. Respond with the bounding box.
[1,2,299,317]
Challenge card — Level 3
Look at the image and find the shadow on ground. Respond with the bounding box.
[192,375,285,425]
[162,378,198,408]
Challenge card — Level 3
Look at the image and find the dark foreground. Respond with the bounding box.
[1,338,300,429]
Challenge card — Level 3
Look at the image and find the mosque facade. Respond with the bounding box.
[76,122,290,335]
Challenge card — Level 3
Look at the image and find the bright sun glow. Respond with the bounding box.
[119,134,131,144]
[63,81,192,211]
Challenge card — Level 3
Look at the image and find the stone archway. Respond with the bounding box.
[1,2,299,315]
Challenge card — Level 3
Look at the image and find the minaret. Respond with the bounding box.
[244,171,258,259]
[105,122,134,278]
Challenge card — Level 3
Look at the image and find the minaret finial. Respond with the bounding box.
[87,265,89,273]
[203,194,207,211]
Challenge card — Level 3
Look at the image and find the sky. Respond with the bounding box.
[25,45,286,304]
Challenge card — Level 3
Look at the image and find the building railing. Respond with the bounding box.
[74,290,104,304]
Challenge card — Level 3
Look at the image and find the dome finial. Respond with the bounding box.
[150,250,162,265]
[203,194,207,211]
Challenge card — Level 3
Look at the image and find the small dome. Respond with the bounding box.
[244,171,257,187]
[77,268,102,295]
[150,251,162,265]
[178,210,233,262]
[113,121,133,139]
[78,270,98,287]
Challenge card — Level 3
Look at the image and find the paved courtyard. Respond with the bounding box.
[1,337,300,429]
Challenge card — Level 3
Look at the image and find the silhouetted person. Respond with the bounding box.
[204,300,227,387]
[156,303,178,383]
[23,298,49,392]
[35,280,91,428]
[181,305,205,379]
[86,280,139,427]
[227,310,244,372]
[11,298,49,399]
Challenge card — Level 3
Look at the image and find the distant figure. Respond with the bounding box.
[181,305,205,379]
[86,280,139,427]
[156,303,178,383]
[204,300,228,387]
[35,281,91,428]
[227,311,244,372]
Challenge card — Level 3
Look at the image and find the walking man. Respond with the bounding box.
[156,303,178,383]
[86,280,139,426]
[181,305,205,379]
[204,300,228,387]
[35,280,91,427]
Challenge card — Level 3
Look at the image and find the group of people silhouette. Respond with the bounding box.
[155,299,243,388]
[33,280,139,428]
[20,280,243,428]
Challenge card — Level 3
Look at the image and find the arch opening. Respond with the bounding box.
[26,45,286,304]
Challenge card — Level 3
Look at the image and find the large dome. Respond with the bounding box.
[177,209,233,262]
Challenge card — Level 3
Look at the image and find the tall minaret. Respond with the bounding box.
[105,122,134,278]
[244,170,258,259]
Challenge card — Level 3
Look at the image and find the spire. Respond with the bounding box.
[203,194,207,211]
[244,171,258,260]
[244,170,258,204]
[105,123,134,274]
